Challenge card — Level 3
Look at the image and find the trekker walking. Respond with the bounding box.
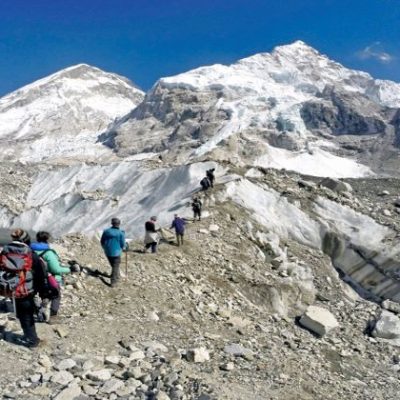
[206,168,215,188]
[144,216,160,253]
[170,214,186,246]
[200,176,211,192]
[31,231,70,324]
[192,197,202,221]
[0,229,46,348]
[101,218,126,287]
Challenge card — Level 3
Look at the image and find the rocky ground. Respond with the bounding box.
[1,168,400,399]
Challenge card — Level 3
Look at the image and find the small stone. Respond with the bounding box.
[30,374,41,383]
[104,355,121,365]
[186,347,210,363]
[129,350,145,360]
[54,326,69,338]
[100,378,124,394]
[208,224,219,232]
[86,369,113,382]
[224,343,253,358]
[157,391,171,400]
[147,311,160,322]
[51,371,75,385]
[220,362,235,371]
[383,209,392,216]
[54,384,81,400]
[82,384,98,396]
[55,358,77,371]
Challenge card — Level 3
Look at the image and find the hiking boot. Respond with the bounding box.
[48,315,61,325]
[26,338,45,349]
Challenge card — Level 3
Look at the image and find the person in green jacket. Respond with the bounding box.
[31,231,71,324]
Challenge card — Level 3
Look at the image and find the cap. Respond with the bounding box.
[11,228,31,244]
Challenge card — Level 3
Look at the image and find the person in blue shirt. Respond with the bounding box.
[170,214,186,246]
[100,218,126,287]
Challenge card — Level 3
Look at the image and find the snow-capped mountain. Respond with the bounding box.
[0,64,144,162]
[110,41,400,177]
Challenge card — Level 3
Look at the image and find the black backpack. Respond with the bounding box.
[37,250,60,300]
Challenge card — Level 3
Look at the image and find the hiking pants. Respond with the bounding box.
[176,233,184,246]
[15,295,39,345]
[193,209,201,220]
[145,242,157,253]
[107,255,121,284]
[50,289,62,316]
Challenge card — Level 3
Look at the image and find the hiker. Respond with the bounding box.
[170,214,186,246]
[200,176,211,192]
[206,168,215,188]
[192,197,202,221]
[144,216,160,253]
[31,231,70,324]
[0,229,46,347]
[100,218,126,287]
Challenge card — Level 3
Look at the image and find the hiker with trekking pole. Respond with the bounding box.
[100,218,127,288]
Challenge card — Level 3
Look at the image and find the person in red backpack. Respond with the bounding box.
[3,229,46,348]
[31,231,71,324]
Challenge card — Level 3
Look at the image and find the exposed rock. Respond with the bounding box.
[372,310,400,340]
[186,347,210,363]
[299,305,339,336]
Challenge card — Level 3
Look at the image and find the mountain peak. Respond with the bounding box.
[272,40,321,58]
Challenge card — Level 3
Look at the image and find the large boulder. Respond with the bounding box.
[372,310,400,340]
[320,177,352,193]
[299,305,339,336]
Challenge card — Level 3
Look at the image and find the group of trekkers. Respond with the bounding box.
[0,167,215,348]
[0,229,76,347]
[100,168,214,286]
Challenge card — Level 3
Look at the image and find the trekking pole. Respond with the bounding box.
[125,250,128,281]
[12,294,16,319]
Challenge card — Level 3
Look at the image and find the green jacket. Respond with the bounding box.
[34,248,70,283]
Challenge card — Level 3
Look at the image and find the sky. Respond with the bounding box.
[0,0,399,96]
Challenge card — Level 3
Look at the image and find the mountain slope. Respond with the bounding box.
[0,64,144,162]
[109,41,400,177]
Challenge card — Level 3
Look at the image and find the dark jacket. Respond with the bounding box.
[145,221,156,232]
[101,227,126,257]
[206,169,215,182]
[170,217,186,234]
[192,199,202,211]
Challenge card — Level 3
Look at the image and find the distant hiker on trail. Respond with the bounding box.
[192,197,202,221]
[144,216,161,253]
[0,229,46,348]
[170,214,186,246]
[200,176,211,192]
[101,218,126,288]
[206,168,215,188]
[31,231,70,324]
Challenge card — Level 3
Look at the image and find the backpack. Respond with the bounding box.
[37,249,60,300]
[0,243,34,298]
[192,199,202,211]
[200,177,210,189]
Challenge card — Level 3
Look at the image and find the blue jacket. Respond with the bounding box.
[101,227,126,257]
[171,217,186,234]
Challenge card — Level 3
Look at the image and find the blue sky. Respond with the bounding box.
[0,0,399,96]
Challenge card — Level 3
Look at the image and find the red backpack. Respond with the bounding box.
[0,243,34,298]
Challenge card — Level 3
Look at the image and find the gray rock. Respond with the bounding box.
[51,371,75,385]
[299,305,339,336]
[86,369,113,382]
[100,378,124,394]
[54,384,81,400]
[55,358,77,371]
[320,178,352,193]
[186,347,210,363]
[224,343,253,357]
[372,310,400,340]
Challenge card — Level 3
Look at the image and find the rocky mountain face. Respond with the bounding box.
[0,64,144,163]
[107,41,400,177]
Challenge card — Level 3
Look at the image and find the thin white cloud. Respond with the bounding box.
[357,42,394,63]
